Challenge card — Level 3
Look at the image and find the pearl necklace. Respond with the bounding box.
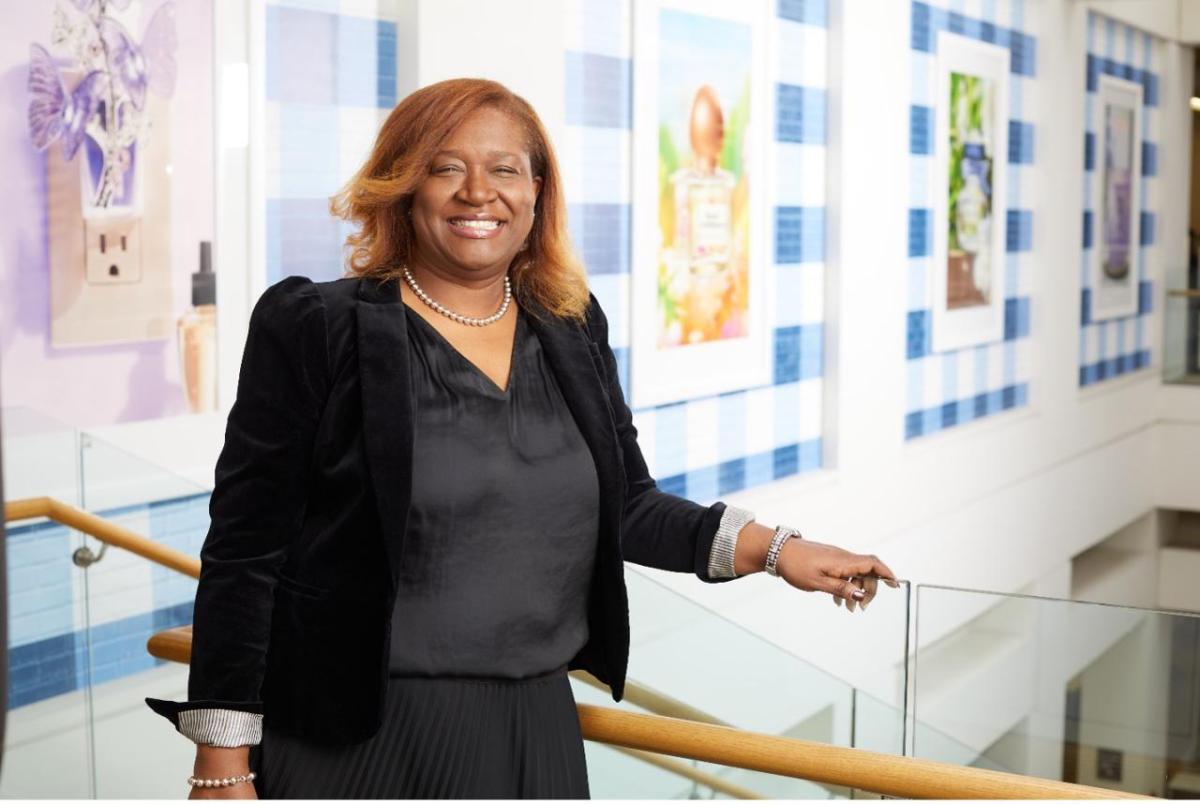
[402,266,512,327]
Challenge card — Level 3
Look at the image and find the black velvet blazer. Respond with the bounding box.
[147,275,733,746]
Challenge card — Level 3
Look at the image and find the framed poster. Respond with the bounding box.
[1089,74,1144,322]
[631,0,773,407]
[931,32,1010,353]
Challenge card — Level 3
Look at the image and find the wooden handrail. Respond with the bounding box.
[570,667,729,726]
[579,705,1148,800]
[146,626,1147,800]
[5,496,200,579]
[1167,289,1200,299]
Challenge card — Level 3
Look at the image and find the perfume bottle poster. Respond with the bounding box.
[1090,74,1143,322]
[930,32,1010,353]
[656,9,750,348]
[631,0,773,407]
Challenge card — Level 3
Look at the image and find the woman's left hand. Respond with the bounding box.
[775,539,899,612]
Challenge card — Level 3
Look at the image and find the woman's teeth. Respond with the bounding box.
[451,219,500,230]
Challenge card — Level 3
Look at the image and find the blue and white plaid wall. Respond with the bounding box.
[1079,13,1160,387]
[905,0,1036,440]
[7,495,207,709]
[264,0,398,285]
[562,0,829,500]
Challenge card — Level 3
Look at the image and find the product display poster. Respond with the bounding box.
[631,0,772,407]
[5,0,218,425]
[931,31,1010,353]
[1090,74,1143,322]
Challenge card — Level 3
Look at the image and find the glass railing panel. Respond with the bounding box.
[2,411,213,798]
[2,407,92,797]
[76,432,209,799]
[579,571,913,798]
[2,514,95,797]
[1164,287,1200,384]
[913,584,1200,798]
[1,406,82,506]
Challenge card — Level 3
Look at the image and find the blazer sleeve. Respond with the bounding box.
[583,293,739,584]
[145,276,331,738]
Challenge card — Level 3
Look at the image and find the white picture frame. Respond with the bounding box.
[1088,74,1144,322]
[630,0,774,408]
[930,31,1011,353]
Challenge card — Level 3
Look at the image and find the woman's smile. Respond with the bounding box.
[447,215,507,239]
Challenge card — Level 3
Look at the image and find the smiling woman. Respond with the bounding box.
[331,78,589,323]
[144,77,896,800]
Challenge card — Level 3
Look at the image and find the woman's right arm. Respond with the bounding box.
[144,276,331,794]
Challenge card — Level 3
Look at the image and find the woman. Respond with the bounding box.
[146,78,897,800]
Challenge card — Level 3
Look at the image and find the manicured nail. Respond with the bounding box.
[852,589,865,600]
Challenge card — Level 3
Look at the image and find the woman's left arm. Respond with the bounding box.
[584,294,897,609]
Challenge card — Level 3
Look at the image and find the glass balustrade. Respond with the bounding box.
[2,408,208,798]
[19,401,1165,798]
[3,407,92,797]
[912,584,1200,798]
[1164,286,1200,384]
[77,433,208,799]
[575,570,913,799]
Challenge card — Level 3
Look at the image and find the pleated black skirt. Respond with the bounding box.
[247,666,589,799]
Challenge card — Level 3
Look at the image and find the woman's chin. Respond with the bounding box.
[443,247,518,274]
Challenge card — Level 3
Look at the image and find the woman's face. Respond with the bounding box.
[409,106,542,279]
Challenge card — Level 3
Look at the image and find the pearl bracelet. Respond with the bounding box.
[187,771,256,789]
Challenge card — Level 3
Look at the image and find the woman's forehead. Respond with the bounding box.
[440,107,532,152]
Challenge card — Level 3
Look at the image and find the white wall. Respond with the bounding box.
[80,0,1200,751]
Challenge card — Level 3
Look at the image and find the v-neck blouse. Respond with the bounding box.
[388,306,601,678]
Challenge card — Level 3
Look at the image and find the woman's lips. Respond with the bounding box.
[447,218,506,239]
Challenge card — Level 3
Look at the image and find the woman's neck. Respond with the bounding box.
[404,260,509,318]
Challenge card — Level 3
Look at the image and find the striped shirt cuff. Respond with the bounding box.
[707,505,755,579]
[177,708,263,747]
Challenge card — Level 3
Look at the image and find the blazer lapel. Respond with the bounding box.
[355,276,413,593]
[525,305,625,551]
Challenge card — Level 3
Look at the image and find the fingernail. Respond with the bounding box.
[852,589,865,600]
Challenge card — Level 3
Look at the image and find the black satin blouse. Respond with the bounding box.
[387,305,600,678]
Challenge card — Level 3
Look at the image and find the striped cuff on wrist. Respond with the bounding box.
[707,505,756,579]
[177,708,263,748]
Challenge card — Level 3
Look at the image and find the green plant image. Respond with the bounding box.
[947,71,987,252]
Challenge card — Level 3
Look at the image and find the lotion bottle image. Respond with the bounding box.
[178,241,217,413]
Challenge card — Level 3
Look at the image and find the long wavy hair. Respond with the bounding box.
[330,78,590,321]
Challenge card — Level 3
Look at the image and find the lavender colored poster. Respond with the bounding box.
[0,0,216,426]
[1089,74,1143,322]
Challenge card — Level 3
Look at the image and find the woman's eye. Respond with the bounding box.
[495,166,518,175]
[434,164,460,174]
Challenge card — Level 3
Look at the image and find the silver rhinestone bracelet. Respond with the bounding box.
[765,525,802,577]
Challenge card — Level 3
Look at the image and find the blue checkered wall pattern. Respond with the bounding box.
[563,0,828,502]
[264,0,397,286]
[905,0,1036,440]
[1079,14,1160,387]
[7,495,208,709]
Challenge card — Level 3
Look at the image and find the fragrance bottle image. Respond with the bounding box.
[955,129,992,303]
[668,85,737,343]
[178,241,217,413]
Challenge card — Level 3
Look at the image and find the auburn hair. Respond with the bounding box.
[330,78,590,321]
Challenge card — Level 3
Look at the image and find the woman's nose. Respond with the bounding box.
[457,168,497,206]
